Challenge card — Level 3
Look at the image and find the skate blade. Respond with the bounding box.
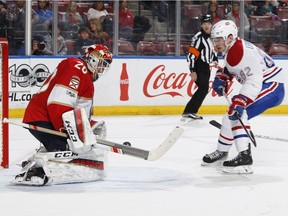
[221,165,253,174]
[201,158,227,167]
[180,117,203,125]
[180,117,194,123]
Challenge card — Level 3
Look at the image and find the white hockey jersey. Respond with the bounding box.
[224,38,285,102]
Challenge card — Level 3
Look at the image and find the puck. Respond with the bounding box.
[123,141,131,146]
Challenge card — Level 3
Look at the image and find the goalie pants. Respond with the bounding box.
[27,121,68,151]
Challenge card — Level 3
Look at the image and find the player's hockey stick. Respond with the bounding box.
[221,89,257,147]
[209,120,288,143]
[3,118,184,161]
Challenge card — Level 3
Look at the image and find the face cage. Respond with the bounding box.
[95,58,112,78]
[87,52,112,77]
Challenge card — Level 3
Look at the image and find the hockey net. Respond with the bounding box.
[0,38,8,168]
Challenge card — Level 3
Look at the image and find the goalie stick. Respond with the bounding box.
[209,120,288,143]
[3,118,184,161]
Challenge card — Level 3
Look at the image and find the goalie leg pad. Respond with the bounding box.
[12,148,107,186]
[62,108,96,154]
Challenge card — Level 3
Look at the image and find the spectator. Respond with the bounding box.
[87,0,113,37]
[34,0,52,27]
[255,0,278,18]
[31,34,48,55]
[244,0,255,17]
[207,0,224,25]
[87,0,109,22]
[279,0,288,6]
[226,1,250,38]
[0,1,7,37]
[17,34,47,55]
[44,24,67,55]
[89,18,112,49]
[74,27,94,56]
[131,15,151,44]
[64,0,84,28]
[6,0,40,54]
[119,0,134,40]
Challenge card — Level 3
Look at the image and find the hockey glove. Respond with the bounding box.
[212,70,230,96]
[228,95,248,120]
[90,120,107,139]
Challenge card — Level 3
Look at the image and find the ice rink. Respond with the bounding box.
[1,114,288,216]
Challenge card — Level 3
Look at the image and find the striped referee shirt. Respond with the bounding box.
[187,29,218,72]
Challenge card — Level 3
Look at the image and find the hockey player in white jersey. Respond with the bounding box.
[202,20,286,173]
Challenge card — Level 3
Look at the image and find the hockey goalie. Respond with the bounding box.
[12,44,113,186]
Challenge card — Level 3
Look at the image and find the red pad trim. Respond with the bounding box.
[70,159,104,170]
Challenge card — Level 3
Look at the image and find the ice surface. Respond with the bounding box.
[1,115,288,216]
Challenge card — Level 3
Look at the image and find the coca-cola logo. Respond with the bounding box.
[143,65,233,98]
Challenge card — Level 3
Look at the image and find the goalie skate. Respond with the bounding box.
[12,167,51,186]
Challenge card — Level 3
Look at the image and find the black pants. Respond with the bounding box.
[183,64,211,114]
[27,121,68,152]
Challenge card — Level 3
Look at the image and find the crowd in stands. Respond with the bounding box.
[183,0,288,55]
[0,0,287,56]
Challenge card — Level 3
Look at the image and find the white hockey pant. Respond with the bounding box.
[217,112,250,152]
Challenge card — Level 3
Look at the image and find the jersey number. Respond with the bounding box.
[38,60,88,94]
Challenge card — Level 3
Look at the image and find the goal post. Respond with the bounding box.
[0,38,9,168]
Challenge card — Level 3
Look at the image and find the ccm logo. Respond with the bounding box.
[64,120,78,142]
[54,151,78,158]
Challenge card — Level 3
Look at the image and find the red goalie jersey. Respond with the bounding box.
[23,57,94,131]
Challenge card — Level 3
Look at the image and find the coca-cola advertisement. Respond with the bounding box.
[7,57,288,117]
[94,58,242,106]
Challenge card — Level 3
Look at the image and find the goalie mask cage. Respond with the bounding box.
[0,38,8,168]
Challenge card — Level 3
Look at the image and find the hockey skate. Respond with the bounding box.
[12,166,50,186]
[181,113,203,122]
[201,150,228,166]
[222,147,253,174]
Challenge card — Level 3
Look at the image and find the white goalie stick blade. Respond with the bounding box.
[209,120,288,143]
[222,165,253,174]
[96,126,184,161]
[3,118,184,161]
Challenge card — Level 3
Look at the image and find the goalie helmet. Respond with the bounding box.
[83,44,113,81]
[211,20,238,42]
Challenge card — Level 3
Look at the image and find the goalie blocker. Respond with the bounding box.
[12,108,108,186]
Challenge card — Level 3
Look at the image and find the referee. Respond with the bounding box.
[182,14,218,121]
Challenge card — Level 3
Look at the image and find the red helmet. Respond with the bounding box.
[83,44,113,80]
